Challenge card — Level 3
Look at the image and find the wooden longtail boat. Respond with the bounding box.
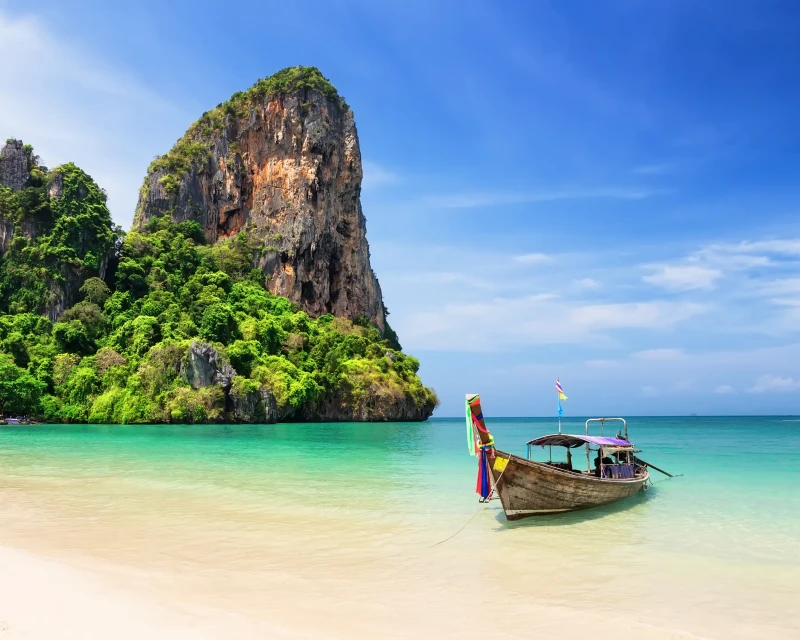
[467,394,649,520]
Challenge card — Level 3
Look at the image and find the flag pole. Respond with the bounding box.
[556,377,564,434]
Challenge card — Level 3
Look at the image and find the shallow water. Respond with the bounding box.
[1,417,798,638]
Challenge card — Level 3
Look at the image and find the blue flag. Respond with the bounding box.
[558,399,563,417]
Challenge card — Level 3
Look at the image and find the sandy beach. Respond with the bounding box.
[0,543,713,640]
[0,546,290,640]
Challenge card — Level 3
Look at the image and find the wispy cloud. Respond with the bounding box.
[638,238,800,292]
[573,277,600,289]
[691,240,800,271]
[378,231,800,359]
[514,252,551,265]
[643,265,722,291]
[422,187,663,209]
[394,271,494,290]
[631,348,686,361]
[362,160,401,189]
[759,278,800,296]
[640,238,800,323]
[720,239,800,256]
[399,296,706,351]
[586,346,800,400]
[748,375,800,393]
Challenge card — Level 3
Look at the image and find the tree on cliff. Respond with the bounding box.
[0,152,117,317]
[0,353,43,417]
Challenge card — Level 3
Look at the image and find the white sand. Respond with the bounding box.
[0,545,305,640]
[0,543,714,640]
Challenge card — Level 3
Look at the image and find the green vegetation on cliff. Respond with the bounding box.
[0,152,116,315]
[144,66,344,196]
[0,144,437,422]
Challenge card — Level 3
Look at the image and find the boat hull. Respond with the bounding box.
[489,450,649,520]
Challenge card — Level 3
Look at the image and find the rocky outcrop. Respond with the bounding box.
[183,341,281,423]
[260,388,279,423]
[229,383,279,424]
[179,340,431,423]
[134,67,385,330]
[45,267,80,323]
[0,139,30,192]
[0,139,30,256]
[0,217,12,255]
[297,387,437,422]
[182,341,236,390]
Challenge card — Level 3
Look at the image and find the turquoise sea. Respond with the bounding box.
[1,416,798,638]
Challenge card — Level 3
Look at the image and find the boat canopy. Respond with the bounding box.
[527,434,633,449]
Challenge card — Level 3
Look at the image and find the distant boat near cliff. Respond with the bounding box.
[1,417,39,426]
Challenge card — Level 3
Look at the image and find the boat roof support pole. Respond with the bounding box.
[586,443,590,473]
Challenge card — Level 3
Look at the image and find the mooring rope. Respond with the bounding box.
[428,454,510,548]
[649,473,683,485]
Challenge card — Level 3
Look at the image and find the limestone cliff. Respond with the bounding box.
[134,67,386,331]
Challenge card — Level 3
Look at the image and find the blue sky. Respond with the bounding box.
[2,0,800,416]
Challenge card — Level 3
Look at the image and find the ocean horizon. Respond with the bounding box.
[429,413,800,418]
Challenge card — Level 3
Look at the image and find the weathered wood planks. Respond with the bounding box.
[489,451,648,520]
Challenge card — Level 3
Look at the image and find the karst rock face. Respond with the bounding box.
[0,140,31,254]
[0,139,30,193]
[134,67,385,330]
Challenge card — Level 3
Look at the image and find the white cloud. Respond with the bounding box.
[362,161,401,189]
[573,277,600,289]
[715,385,735,394]
[399,295,706,351]
[0,10,189,228]
[395,271,494,289]
[377,231,800,358]
[691,240,800,271]
[514,252,551,265]
[726,240,800,256]
[758,278,800,296]
[631,348,686,361]
[638,238,800,299]
[422,187,660,209]
[643,265,722,291]
[748,375,800,393]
